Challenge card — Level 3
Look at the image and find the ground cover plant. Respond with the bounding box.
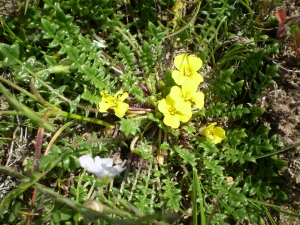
[1,0,300,224]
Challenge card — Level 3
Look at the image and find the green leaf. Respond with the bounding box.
[41,18,57,39]
[173,146,196,166]
[198,141,219,153]
[0,43,20,66]
[206,102,227,118]
[145,21,165,41]
[119,118,141,137]
[160,142,170,151]
[203,157,224,176]
[182,126,196,134]
[162,178,181,212]
[66,46,79,61]
[79,35,92,52]
[225,128,247,147]
[44,55,58,66]
[166,195,181,212]
[81,65,97,81]
[117,42,136,67]
[81,87,101,106]
[140,42,156,71]
[228,187,247,208]
[249,105,265,123]
[132,141,152,159]
[235,209,248,220]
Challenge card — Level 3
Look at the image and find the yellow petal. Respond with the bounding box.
[190,92,204,109]
[99,101,113,112]
[182,81,199,94]
[165,95,176,105]
[207,134,215,142]
[100,91,114,102]
[178,111,192,122]
[174,54,189,71]
[115,91,128,102]
[207,122,217,130]
[190,73,204,85]
[114,91,124,97]
[172,70,186,85]
[214,127,225,137]
[187,55,203,72]
[119,92,129,102]
[174,100,192,114]
[100,90,108,97]
[163,114,180,128]
[169,86,183,101]
[114,102,129,118]
[158,99,170,114]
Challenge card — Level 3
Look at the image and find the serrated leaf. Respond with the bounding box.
[81,65,97,81]
[160,142,170,151]
[79,35,92,52]
[145,21,165,41]
[173,146,196,166]
[198,141,219,153]
[117,42,135,66]
[166,195,181,212]
[228,188,247,208]
[182,126,196,134]
[140,42,156,70]
[162,178,181,212]
[81,87,101,106]
[132,141,152,159]
[119,118,141,137]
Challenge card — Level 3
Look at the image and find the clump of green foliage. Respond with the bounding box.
[0,0,300,224]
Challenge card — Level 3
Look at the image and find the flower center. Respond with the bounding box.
[168,108,177,115]
[111,99,118,107]
[184,69,191,77]
[184,94,190,101]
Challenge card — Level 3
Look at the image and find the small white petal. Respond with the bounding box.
[79,155,100,174]
[79,155,126,179]
[106,165,126,178]
[95,157,113,168]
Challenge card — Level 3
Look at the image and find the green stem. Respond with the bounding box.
[193,168,206,225]
[0,149,72,213]
[0,76,37,101]
[0,110,113,127]
[255,141,300,159]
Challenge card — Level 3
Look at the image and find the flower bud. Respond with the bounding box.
[84,200,103,213]
[149,96,157,103]
[158,80,165,90]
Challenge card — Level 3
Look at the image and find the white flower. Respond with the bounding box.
[79,155,126,179]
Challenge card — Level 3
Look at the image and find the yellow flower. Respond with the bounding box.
[99,90,129,118]
[158,95,192,128]
[172,54,204,86]
[169,82,205,110]
[199,122,226,144]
